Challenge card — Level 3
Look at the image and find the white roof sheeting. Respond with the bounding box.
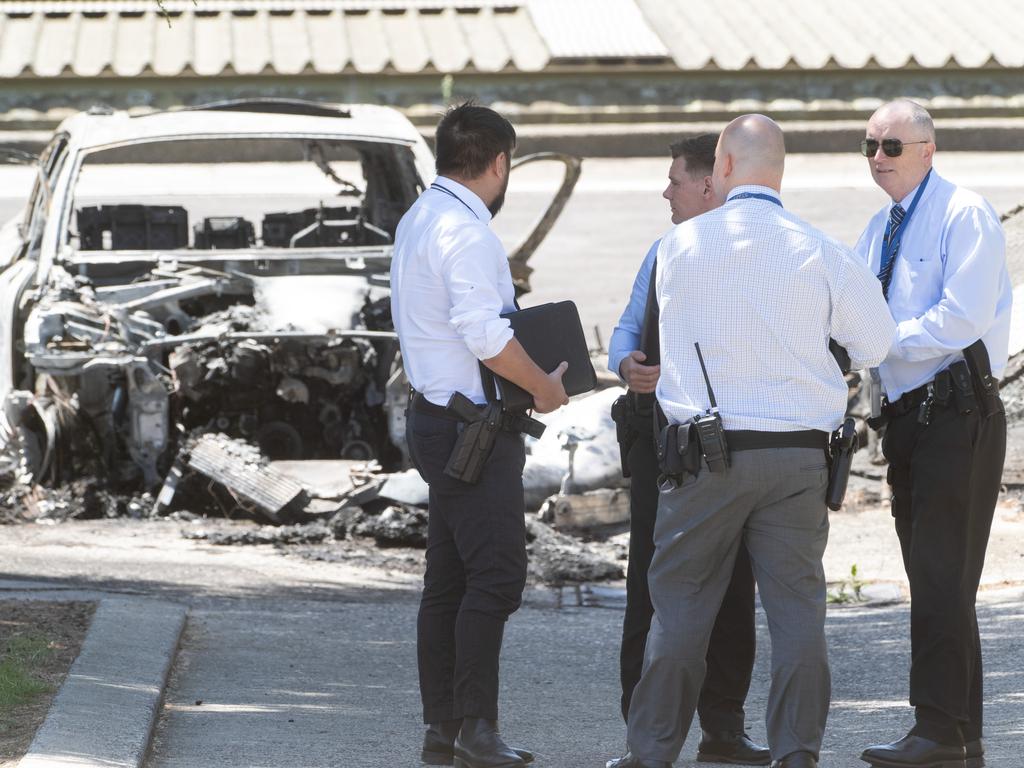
[0,0,1020,79]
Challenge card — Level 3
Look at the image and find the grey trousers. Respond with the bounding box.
[626,447,832,764]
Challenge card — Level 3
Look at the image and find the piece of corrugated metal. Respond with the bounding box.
[382,9,431,73]
[74,12,113,76]
[460,7,516,72]
[113,12,152,77]
[420,7,470,73]
[268,8,310,74]
[193,10,232,76]
[493,6,546,71]
[306,10,348,73]
[346,9,391,73]
[231,9,272,75]
[526,0,666,59]
[152,10,192,76]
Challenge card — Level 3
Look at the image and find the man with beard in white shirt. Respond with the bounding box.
[391,102,569,768]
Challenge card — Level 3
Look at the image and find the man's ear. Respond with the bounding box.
[922,142,936,164]
[492,151,509,179]
[702,175,713,198]
[720,152,733,179]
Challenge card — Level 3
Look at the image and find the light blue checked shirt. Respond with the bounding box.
[854,170,1011,401]
[656,185,896,432]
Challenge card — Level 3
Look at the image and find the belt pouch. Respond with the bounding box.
[949,361,977,415]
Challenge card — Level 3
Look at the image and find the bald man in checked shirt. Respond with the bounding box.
[607,115,895,768]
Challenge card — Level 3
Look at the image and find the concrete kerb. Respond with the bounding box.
[7,591,187,768]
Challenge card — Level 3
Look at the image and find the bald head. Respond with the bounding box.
[711,114,786,202]
[870,99,935,142]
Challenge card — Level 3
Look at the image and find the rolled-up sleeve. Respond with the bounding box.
[608,240,658,380]
[440,224,514,360]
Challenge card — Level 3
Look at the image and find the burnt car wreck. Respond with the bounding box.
[0,100,583,530]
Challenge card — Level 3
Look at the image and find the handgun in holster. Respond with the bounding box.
[826,417,858,511]
[443,392,545,484]
[611,394,638,478]
[963,339,1004,419]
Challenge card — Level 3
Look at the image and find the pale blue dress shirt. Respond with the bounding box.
[608,239,659,380]
[854,170,1011,401]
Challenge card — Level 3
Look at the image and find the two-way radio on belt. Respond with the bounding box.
[693,342,730,472]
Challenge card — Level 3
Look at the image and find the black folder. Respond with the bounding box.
[482,300,597,411]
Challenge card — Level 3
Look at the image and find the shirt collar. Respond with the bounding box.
[726,184,783,204]
[895,168,937,209]
[433,176,492,223]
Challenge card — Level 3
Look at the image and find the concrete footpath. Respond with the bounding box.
[0,586,186,768]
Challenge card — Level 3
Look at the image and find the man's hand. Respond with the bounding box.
[619,351,660,394]
[533,361,570,413]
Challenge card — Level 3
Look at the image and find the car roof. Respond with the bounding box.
[56,101,426,152]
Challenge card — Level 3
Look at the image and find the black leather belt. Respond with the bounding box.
[882,369,955,419]
[725,429,828,452]
[409,391,461,421]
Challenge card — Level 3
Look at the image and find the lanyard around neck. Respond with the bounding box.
[729,191,783,207]
[430,182,479,220]
[880,168,931,271]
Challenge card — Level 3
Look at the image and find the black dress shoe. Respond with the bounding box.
[697,729,771,765]
[422,720,534,766]
[605,751,671,768]
[453,718,527,768]
[965,739,984,768]
[770,752,817,768]
[860,734,966,768]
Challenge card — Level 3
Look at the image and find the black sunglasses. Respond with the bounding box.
[860,138,929,158]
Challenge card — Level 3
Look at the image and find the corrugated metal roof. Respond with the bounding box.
[0,0,553,77]
[633,0,1024,70]
[525,0,667,59]
[0,0,1021,79]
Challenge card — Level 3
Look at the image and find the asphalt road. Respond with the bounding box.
[2,519,1022,767]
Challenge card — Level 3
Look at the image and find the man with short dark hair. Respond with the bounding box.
[609,133,769,766]
[391,102,569,768]
[856,99,1010,768]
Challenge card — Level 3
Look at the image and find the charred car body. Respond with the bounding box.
[0,100,579,496]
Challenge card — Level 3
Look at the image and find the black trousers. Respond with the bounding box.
[619,428,757,730]
[407,406,528,724]
[882,399,1006,746]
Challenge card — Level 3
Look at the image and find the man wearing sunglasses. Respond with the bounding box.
[855,99,1011,768]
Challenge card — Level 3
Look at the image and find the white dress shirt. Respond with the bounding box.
[390,176,515,406]
[656,185,895,432]
[854,170,1011,400]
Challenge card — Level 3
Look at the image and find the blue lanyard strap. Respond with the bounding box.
[880,168,931,272]
[729,192,783,207]
[430,182,479,219]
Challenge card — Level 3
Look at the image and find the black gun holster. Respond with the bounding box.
[826,417,858,511]
[442,392,545,484]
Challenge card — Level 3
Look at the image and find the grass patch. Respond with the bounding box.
[0,634,54,714]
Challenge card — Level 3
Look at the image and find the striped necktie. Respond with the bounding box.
[877,203,906,300]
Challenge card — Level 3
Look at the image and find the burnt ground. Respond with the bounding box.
[0,600,96,765]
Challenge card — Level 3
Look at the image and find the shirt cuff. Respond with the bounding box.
[461,316,514,361]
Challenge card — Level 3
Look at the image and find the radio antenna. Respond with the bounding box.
[694,342,719,413]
